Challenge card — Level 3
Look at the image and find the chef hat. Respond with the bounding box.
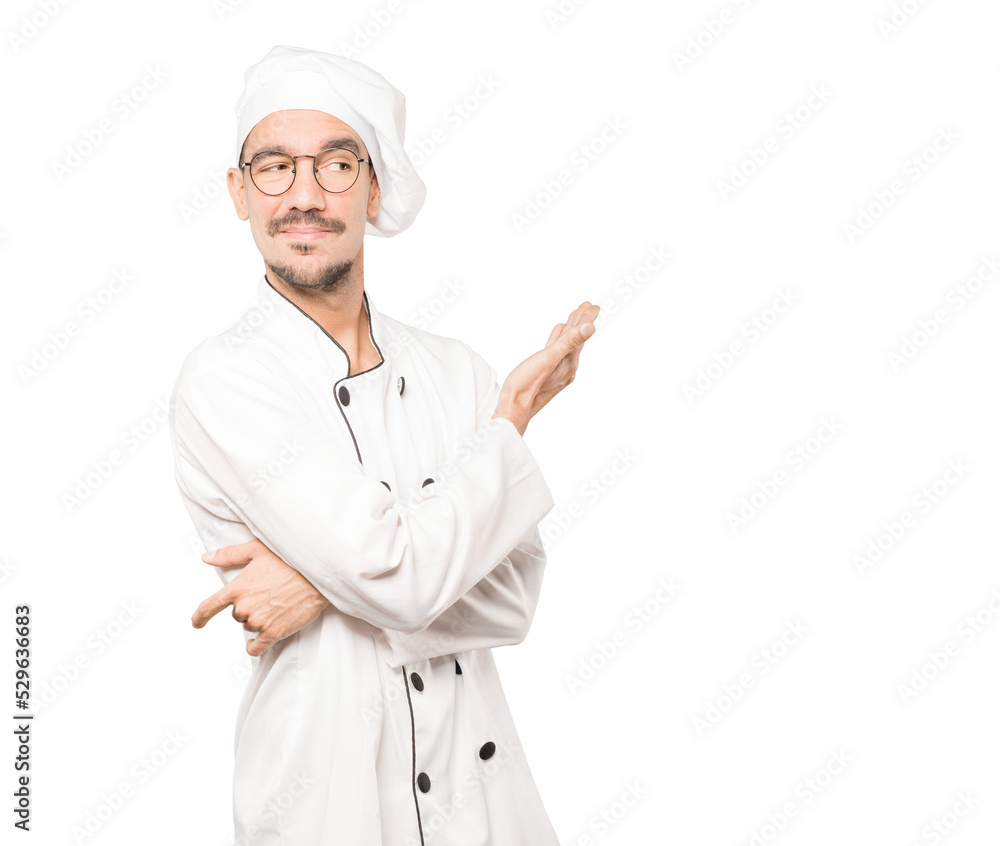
[234,45,426,237]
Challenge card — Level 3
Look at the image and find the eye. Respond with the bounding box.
[316,149,358,172]
[252,153,294,174]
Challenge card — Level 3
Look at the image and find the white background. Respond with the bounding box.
[3,0,999,843]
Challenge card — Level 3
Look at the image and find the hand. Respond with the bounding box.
[191,538,332,657]
[492,301,600,436]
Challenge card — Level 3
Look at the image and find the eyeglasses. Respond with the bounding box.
[241,147,372,196]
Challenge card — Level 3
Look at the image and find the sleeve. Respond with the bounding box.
[376,350,551,667]
[377,526,548,667]
[169,341,555,636]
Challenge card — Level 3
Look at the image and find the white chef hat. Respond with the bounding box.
[234,45,426,237]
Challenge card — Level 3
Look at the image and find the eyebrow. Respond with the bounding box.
[248,137,363,161]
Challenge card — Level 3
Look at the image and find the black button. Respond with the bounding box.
[410,672,423,691]
[421,478,434,488]
[417,772,430,793]
[397,376,405,395]
[455,660,462,675]
[381,480,391,492]
[337,385,350,406]
[479,742,496,760]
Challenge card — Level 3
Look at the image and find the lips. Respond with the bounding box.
[280,228,330,240]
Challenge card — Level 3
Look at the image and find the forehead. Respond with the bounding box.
[245,109,366,155]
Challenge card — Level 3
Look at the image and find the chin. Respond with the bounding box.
[267,255,355,293]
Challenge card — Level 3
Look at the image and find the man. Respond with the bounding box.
[169,45,599,845]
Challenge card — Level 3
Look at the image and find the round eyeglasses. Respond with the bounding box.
[242,147,372,196]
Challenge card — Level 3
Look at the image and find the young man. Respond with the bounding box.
[169,45,598,845]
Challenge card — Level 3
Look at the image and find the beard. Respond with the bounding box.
[266,255,355,294]
[265,211,354,294]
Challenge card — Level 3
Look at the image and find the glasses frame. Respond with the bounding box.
[241,146,372,197]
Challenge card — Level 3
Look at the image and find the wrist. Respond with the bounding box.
[491,408,528,437]
[493,390,531,436]
[307,591,332,612]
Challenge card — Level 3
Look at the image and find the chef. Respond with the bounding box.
[168,45,599,845]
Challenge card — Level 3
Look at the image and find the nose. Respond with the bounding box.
[284,155,328,211]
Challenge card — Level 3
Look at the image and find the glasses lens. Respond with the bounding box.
[314,148,360,193]
[250,152,295,195]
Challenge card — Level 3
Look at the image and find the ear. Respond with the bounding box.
[227,167,249,221]
[366,165,381,218]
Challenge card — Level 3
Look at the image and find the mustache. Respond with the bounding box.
[267,213,346,237]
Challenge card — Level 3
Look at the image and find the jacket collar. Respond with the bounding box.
[254,273,387,382]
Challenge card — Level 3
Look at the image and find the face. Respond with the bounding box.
[227,109,380,294]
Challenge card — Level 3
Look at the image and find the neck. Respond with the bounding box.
[264,248,380,376]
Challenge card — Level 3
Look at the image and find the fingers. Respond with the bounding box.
[577,302,600,332]
[201,538,262,567]
[556,307,600,353]
[575,302,600,341]
[191,585,233,629]
[544,323,564,349]
[545,303,600,352]
[558,302,600,344]
[247,630,275,658]
[564,301,597,329]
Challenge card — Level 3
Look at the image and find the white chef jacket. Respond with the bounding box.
[168,275,561,845]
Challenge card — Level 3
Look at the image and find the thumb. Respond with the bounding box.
[556,323,594,355]
[247,631,274,658]
[202,541,256,567]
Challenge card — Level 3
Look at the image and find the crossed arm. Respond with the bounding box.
[193,524,547,663]
[185,301,599,658]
